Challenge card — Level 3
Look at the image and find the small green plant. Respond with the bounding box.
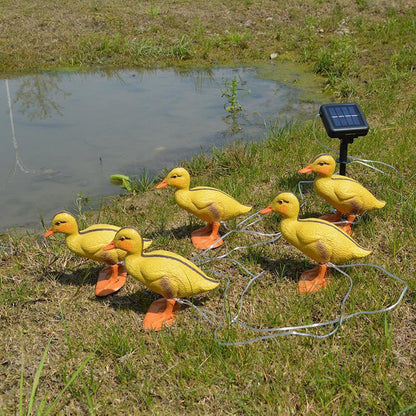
[182,152,212,174]
[110,171,156,194]
[221,76,243,115]
[99,326,135,358]
[314,36,357,96]
[138,2,162,17]
[132,170,157,193]
[75,192,90,228]
[129,39,164,61]
[315,36,357,77]
[355,0,369,11]
[149,6,161,16]
[97,33,126,56]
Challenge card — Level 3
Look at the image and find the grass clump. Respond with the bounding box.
[18,341,93,416]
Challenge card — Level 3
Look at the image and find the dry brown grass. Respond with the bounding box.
[0,0,414,73]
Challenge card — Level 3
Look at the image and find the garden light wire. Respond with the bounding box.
[179,259,408,346]
[191,209,282,265]
[214,262,408,346]
[213,262,353,344]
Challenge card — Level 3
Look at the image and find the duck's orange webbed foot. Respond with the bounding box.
[340,223,355,236]
[319,211,342,223]
[143,298,180,331]
[191,222,223,249]
[191,224,212,237]
[340,214,357,236]
[95,264,127,297]
[297,264,331,294]
[320,211,356,235]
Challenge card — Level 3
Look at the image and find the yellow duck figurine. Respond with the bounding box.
[103,227,220,331]
[156,167,252,249]
[299,154,386,235]
[44,212,152,296]
[260,192,372,293]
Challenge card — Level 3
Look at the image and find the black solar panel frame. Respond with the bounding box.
[319,103,369,139]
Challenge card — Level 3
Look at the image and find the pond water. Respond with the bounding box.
[0,65,329,231]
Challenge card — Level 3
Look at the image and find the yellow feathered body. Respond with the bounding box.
[174,186,252,223]
[314,175,386,215]
[280,217,372,264]
[300,154,386,215]
[110,227,219,299]
[265,192,371,265]
[125,249,220,298]
[157,167,252,223]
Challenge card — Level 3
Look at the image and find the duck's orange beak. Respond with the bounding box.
[155,178,168,189]
[260,205,273,214]
[103,241,116,251]
[44,228,54,237]
[298,164,314,174]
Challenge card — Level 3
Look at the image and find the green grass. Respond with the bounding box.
[1,0,416,415]
[16,338,93,416]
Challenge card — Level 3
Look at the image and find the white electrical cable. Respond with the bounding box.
[181,259,408,346]
[312,113,338,154]
[192,209,282,265]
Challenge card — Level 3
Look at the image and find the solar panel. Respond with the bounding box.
[319,103,369,139]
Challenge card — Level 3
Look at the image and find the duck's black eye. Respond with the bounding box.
[55,220,66,225]
[277,200,283,204]
[119,236,126,241]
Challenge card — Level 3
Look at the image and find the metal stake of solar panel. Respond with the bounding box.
[319,103,369,175]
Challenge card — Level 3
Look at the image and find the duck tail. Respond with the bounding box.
[356,247,372,259]
[375,199,386,209]
[208,280,221,290]
[241,204,252,214]
[197,277,220,293]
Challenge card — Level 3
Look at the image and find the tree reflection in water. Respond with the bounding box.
[14,73,69,120]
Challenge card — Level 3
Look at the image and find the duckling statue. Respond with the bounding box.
[103,227,220,330]
[44,212,152,296]
[260,192,372,293]
[299,154,386,235]
[155,167,252,249]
